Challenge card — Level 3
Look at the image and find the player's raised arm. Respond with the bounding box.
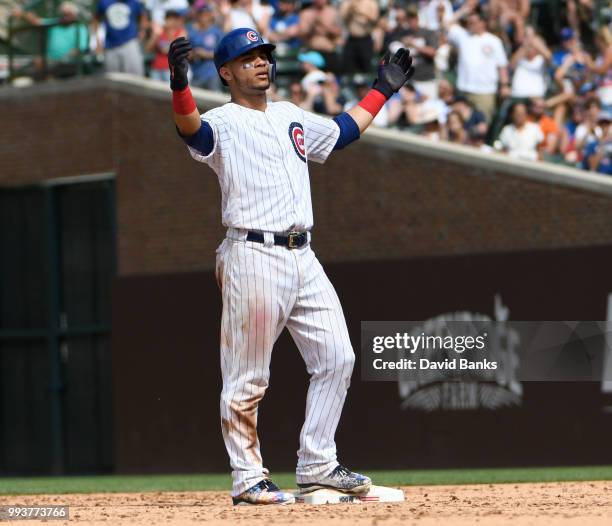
[169,37,201,136]
[169,37,216,157]
[327,49,414,153]
[303,49,414,162]
[345,49,415,134]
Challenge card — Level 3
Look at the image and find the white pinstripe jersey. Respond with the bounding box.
[186,101,340,233]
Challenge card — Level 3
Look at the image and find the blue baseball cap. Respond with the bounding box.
[214,28,276,85]
[560,27,574,41]
[214,28,275,70]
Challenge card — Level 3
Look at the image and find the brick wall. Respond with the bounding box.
[0,86,113,184]
[4,79,611,473]
[2,78,612,276]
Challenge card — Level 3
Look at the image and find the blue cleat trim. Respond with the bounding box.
[232,479,296,505]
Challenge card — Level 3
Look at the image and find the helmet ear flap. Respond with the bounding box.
[268,58,276,83]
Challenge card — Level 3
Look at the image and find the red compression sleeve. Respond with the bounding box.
[358,89,387,117]
[172,86,197,115]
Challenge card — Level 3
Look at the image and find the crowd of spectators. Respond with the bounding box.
[9,0,612,175]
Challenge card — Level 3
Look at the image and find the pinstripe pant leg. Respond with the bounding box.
[286,246,356,483]
[218,239,298,496]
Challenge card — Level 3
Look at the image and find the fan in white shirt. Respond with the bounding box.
[498,102,544,161]
[220,0,272,35]
[447,14,508,95]
[445,6,509,124]
[420,0,453,31]
[510,28,552,99]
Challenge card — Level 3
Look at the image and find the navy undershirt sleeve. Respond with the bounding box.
[332,112,361,150]
[176,121,215,156]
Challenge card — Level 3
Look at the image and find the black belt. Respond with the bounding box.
[246,230,309,249]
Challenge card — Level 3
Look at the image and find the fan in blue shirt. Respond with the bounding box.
[582,112,612,175]
[187,5,223,90]
[96,0,143,49]
[269,0,301,50]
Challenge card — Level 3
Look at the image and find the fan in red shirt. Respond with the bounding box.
[147,10,187,82]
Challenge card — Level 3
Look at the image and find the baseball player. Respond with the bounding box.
[168,29,414,505]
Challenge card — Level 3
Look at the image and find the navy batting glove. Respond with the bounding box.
[168,37,192,91]
[372,49,415,99]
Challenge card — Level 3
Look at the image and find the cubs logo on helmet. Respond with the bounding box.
[288,122,306,163]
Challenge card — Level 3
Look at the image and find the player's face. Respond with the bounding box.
[223,49,271,93]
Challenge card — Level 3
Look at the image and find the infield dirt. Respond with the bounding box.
[2,480,610,525]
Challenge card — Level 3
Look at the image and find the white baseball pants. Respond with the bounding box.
[215,229,355,496]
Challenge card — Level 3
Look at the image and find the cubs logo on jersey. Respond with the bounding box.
[289,122,306,163]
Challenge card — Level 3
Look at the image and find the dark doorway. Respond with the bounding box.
[0,178,116,474]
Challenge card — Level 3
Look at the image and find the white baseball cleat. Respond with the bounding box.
[297,464,372,495]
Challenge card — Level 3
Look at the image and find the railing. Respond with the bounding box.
[7,14,91,82]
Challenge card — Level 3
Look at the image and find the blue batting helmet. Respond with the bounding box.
[214,28,276,85]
